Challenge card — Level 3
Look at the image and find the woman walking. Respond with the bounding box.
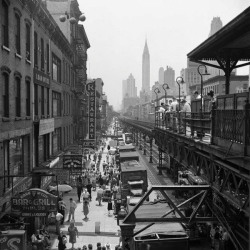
[58,231,67,250]
[68,221,78,250]
[83,198,90,220]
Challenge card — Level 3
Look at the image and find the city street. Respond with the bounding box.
[49,145,120,250]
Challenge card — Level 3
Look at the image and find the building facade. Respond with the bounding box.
[0,0,89,231]
[142,40,150,94]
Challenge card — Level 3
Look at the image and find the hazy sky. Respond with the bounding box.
[79,0,250,110]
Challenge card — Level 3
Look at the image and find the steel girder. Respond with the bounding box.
[154,128,249,250]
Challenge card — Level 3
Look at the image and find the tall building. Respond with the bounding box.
[209,17,223,37]
[142,40,150,94]
[122,74,138,112]
[159,67,164,85]
[164,66,176,96]
[122,74,137,98]
[207,17,225,78]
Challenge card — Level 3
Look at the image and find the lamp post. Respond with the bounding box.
[176,76,185,112]
[197,65,210,113]
[162,83,170,104]
[154,87,161,107]
[176,77,185,134]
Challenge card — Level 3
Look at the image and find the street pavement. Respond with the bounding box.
[49,145,121,250]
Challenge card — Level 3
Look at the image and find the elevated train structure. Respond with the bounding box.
[118,8,250,250]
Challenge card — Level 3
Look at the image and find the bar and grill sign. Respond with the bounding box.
[86,81,96,140]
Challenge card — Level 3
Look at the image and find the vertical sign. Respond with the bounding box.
[86,81,96,140]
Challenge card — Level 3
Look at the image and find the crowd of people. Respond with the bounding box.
[30,141,122,250]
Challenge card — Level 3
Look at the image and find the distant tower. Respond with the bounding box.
[159,67,164,85]
[209,17,223,37]
[142,40,150,94]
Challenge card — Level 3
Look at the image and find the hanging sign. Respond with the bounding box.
[11,188,57,216]
[86,81,96,140]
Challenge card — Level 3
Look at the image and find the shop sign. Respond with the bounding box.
[39,118,55,136]
[0,230,26,249]
[11,188,57,214]
[63,154,83,168]
[33,68,50,87]
[86,81,96,140]
[83,139,95,149]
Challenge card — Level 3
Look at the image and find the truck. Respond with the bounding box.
[120,160,148,205]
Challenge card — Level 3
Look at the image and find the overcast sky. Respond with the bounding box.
[79,0,250,110]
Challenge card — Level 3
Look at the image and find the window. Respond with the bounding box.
[52,53,61,82]
[34,31,38,66]
[26,80,30,116]
[2,73,9,117]
[25,23,31,60]
[41,38,44,70]
[15,77,21,117]
[46,43,49,73]
[52,91,61,117]
[243,83,248,92]
[1,0,9,47]
[34,84,38,116]
[41,86,45,116]
[15,13,21,54]
[47,88,50,116]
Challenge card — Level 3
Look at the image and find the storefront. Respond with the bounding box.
[11,188,57,238]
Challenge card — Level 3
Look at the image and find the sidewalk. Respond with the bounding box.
[49,143,120,250]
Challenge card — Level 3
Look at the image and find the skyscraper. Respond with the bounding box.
[142,40,150,94]
[209,17,223,37]
[159,67,164,85]
[122,74,137,98]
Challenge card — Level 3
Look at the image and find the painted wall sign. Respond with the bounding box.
[0,230,26,250]
[63,154,83,169]
[86,81,96,140]
[11,188,57,215]
[33,68,50,87]
[39,118,55,136]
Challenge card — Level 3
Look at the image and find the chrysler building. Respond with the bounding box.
[142,40,150,94]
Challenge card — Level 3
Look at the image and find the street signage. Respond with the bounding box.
[83,140,95,148]
[11,188,57,214]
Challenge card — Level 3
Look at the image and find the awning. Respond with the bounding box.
[187,6,250,63]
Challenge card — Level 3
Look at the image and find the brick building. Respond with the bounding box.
[0,0,89,230]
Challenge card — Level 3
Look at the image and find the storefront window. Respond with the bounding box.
[9,138,23,183]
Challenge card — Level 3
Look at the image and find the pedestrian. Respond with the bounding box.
[106,243,111,250]
[82,188,90,202]
[88,243,93,250]
[58,200,66,225]
[68,221,78,250]
[77,176,83,202]
[86,179,92,201]
[82,245,87,250]
[107,198,113,216]
[83,197,90,220]
[98,174,104,187]
[67,198,77,222]
[214,227,221,250]
[96,186,104,206]
[57,231,67,250]
[55,211,63,235]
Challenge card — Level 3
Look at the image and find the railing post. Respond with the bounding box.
[139,132,142,150]
[143,135,146,155]
[149,138,153,163]
[158,147,162,175]
[243,100,250,156]
[211,102,216,145]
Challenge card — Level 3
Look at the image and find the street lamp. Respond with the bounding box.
[154,87,161,106]
[176,76,185,112]
[58,11,86,23]
[162,83,170,104]
[197,65,210,113]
